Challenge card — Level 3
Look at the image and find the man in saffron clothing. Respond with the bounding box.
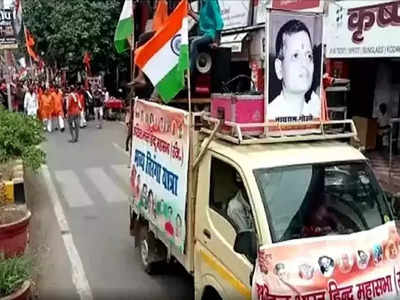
[51,85,65,132]
[66,86,82,143]
[37,85,44,125]
[78,86,87,128]
[41,87,54,132]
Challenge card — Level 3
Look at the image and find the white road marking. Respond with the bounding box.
[112,142,129,157]
[41,166,93,300]
[111,164,130,186]
[54,170,94,207]
[85,167,128,203]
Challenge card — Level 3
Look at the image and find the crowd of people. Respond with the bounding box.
[21,82,109,143]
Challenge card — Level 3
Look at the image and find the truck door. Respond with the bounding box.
[195,153,255,300]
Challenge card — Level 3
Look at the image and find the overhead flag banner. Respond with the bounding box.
[114,0,134,54]
[135,0,189,103]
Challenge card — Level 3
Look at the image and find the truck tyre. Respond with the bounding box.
[202,286,222,300]
[140,230,157,275]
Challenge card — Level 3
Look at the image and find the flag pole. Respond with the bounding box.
[130,1,135,86]
[128,0,136,160]
[185,14,192,121]
[186,65,192,118]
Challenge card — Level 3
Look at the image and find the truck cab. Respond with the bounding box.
[194,139,392,299]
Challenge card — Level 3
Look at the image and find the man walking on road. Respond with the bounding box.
[24,86,38,117]
[78,86,87,128]
[66,86,82,143]
[93,86,104,129]
[51,86,65,132]
[41,88,54,132]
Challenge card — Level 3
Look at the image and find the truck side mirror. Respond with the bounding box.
[234,230,257,264]
[389,192,400,219]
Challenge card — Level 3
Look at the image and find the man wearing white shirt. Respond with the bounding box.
[103,87,109,102]
[24,86,38,117]
[268,19,320,120]
[227,173,253,232]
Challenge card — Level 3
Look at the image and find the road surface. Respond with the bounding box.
[27,121,193,300]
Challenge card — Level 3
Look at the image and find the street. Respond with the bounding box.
[26,121,193,300]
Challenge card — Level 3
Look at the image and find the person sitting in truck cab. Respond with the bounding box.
[227,173,253,232]
[301,193,345,237]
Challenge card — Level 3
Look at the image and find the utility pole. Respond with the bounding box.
[1,0,12,111]
[5,50,12,111]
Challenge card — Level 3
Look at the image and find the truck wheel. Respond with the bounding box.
[140,232,157,274]
[202,286,222,300]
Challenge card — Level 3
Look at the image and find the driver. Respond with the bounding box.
[227,173,253,232]
[302,193,344,237]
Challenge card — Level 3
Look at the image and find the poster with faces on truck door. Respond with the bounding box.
[266,11,323,122]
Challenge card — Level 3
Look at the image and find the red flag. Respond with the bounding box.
[83,51,92,76]
[152,0,169,32]
[24,27,39,62]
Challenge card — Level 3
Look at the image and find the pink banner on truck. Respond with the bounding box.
[252,221,400,299]
[130,100,189,253]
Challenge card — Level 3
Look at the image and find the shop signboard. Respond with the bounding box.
[326,0,400,58]
[220,0,251,29]
[256,0,323,25]
[252,221,400,299]
[130,100,189,254]
[268,0,323,13]
[266,11,323,125]
[0,9,17,49]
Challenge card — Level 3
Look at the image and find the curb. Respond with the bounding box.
[3,159,26,205]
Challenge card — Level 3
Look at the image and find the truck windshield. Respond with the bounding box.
[254,162,392,243]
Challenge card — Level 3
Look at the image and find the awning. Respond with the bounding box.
[220,32,248,53]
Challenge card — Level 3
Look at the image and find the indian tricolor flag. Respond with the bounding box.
[114,0,134,54]
[135,0,189,103]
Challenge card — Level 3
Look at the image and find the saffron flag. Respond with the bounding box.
[152,0,168,32]
[24,27,39,62]
[83,51,91,75]
[114,0,134,54]
[135,0,189,103]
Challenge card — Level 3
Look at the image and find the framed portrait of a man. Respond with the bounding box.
[266,11,323,121]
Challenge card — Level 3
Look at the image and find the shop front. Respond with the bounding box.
[325,0,400,189]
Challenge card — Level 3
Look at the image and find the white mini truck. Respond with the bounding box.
[129,101,397,300]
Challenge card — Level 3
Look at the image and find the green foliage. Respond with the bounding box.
[0,255,32,297]
[23,0,130,77]
[0,107,46,171]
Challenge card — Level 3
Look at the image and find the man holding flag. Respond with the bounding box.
[134,0,189,103]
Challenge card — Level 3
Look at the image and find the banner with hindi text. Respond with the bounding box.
[130,100,189,253]
[325,0,400,58]
[252,221,400,300]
